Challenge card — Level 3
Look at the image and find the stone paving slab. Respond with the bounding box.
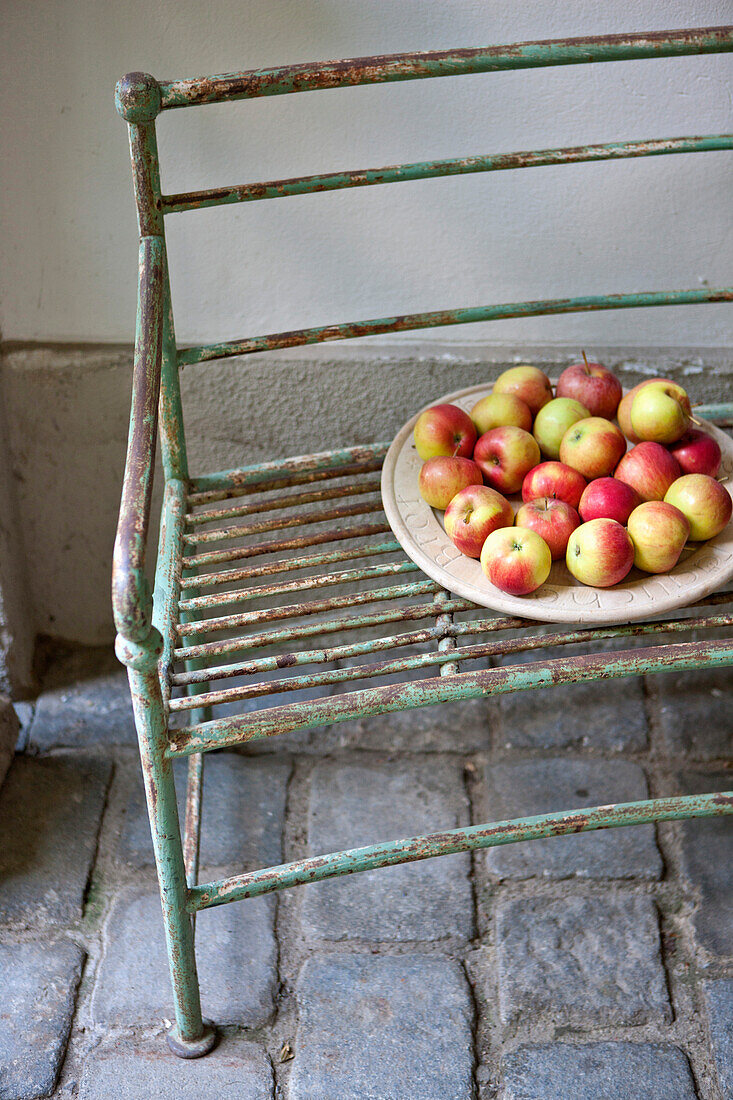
[118,754,289,870]
[482,758,661,880]
[0,694,19,791]
[0,754,111,923]
[500,1041,697,1100]
[675,769,733,957]
[12,701,34,754]
[29,649,134,751]
[0,939,85,1100]
[497,646,648,752]
[495,895,670,1028]
[290,953,474,1100]
[301,758,474,943]
[91,883,277,1028]
[318,652,493,752]
[705,979,733,1099]
[78,1035,273,1099]
[655,665,733,759]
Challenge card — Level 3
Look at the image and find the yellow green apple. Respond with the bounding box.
[559,417,626,479]
[532,397,590,460]
[470,392,532,434]
[627,501,690,573]
[630,381,691,444]
[664,473,733,540]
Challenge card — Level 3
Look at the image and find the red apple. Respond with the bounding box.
[514,497,580,560]
[444,484,513,558]
[668,428,722,478]
[474,427,541,494]
[578,477,641,524]
[521,462,587,510]
[418,456,483,510]
[565,518,634,587]
[627,501,690,573]
[480,526,552,595]
[470,392,533,434]
[492,365,553,416]
[617,377,679,442]
[664,473,733,541]
[614,442,681,502]
[413,403,477,461]
[630,381,691,444]
[556,357,623,419]
[559,417,626,479]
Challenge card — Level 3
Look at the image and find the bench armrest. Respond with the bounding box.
[112,235,165,642]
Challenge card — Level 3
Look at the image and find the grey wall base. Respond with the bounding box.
[0,341,731,658]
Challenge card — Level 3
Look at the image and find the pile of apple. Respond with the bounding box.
[415,358,732,596]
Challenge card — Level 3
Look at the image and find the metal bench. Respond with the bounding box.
[113,26,733,1057]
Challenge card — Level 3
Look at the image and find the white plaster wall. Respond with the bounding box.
[2,0,732,348]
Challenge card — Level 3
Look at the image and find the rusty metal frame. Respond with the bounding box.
[113,27,733,1058]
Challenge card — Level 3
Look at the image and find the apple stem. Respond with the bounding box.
[718,476,729,484]
[452,442,462,457]
[689,415,704,427]
[581,349,590,373]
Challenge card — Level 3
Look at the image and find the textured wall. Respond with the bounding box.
[1,0,732,347]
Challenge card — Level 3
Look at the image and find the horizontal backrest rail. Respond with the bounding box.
[157,27,733,110]
[161,134,733,214]
[178,287,733,366]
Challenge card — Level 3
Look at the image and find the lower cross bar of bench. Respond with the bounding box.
[187,791,733,912]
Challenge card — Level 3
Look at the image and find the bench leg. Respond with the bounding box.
[119,632,217,1058]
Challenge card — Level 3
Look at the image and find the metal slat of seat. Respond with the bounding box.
[173,596,475,662]
[178,558,419,614]
[167,611,733,713]
[168,637,733,756]
[187,476,382,527]
[184,496,383,547]
[181,539,404,592]
[170,591,733,689]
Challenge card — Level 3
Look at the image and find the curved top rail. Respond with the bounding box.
[158,26,733,111]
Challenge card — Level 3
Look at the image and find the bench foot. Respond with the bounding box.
[166,1019,218,1059]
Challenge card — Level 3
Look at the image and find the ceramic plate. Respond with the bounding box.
[381,383,733,624]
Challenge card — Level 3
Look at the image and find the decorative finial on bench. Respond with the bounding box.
[115,72,162,122]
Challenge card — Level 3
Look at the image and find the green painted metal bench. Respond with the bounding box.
[113,26,733,1057]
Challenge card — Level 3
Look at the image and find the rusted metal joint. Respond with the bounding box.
[115,72,162,122]
[115,626,164,672]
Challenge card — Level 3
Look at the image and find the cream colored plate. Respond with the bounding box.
[381,383,733,624]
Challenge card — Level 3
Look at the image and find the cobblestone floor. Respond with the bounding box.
[0,641,731,1099]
